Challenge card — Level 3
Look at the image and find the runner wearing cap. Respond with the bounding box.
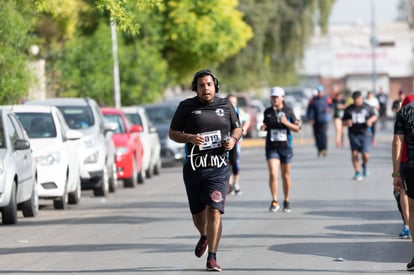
[261,86,301,212]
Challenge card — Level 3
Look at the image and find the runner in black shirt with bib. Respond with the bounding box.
[342,91,377,181]
[169,70,242,272]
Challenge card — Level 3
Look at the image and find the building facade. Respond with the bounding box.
[301,22,414,103]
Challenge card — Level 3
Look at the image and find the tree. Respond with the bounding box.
[218,0,335,93]
[35,0,253,105]
[161,0,253,84]
[0,1,36,104]
[53,20,114,106]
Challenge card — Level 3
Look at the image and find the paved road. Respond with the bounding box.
[0,120,411,274]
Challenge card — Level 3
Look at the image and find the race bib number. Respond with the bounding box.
[199,130,222,151]
[270,129,287,142]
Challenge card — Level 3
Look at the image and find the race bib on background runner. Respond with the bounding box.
[270,129,287,142]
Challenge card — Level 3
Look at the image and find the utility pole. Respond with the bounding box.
[111,20,121,108]
[370,0,377,93]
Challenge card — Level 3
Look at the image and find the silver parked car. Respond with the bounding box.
[144,102,186,166]
[123,106,162,177]
[0,107,38,224]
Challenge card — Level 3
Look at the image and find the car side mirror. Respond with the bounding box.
[66,130,83,140]
[15,139,30,150]
[130,124,143,133]
[149,126,157,134]
[104,122,118,134]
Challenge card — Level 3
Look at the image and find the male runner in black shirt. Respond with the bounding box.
[169,69,242,271]
[393,95,414,270]
[342,91,377,181]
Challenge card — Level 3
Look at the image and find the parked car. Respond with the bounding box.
[13,105,83,209]
[251,99,266,138]
[24,98,116,197]
[122,106,161,177]
[101,107,145,187]
[284,95,306,122]
[236,94,259,138]
[144,101,186,166]
[284,86,311,121]
[104,125,118,193]
[0,107,38,224]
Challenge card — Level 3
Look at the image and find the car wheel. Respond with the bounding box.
[108,163,117,193]
[145,165,153,179]
[21,177,39,217]
[54,183,68,210]
[68,178,81,205]
[123,159,137,188]
[93,166,109,197]
[153,159,161,175]
[2,182,18,225]
[138,168,145,184]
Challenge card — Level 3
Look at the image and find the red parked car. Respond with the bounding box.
[101,108,144,187]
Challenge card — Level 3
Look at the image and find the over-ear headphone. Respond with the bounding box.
[191,69,220,93]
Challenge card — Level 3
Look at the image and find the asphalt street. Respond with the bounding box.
[0,120,411,274]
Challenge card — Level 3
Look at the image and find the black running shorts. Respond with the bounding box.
[183,163,230,215]
[403,165,414,199]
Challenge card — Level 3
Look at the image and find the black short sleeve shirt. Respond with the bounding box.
[262,105,297,148]
[394,103,414,163]
[342,103,376,135]
[170,96,241,158]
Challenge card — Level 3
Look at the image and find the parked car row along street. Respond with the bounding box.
[0,98,162,225]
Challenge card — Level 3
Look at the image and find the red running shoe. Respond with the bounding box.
[206,258,222,272]
[195,236,208,257]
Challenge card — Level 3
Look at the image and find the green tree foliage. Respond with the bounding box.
[44,1,168,106]
[2,0,335,106]
[218,0,334,93]
[0,1,35,104]
[34,0,164,36]
[162,0,253,84]
[53,20,114,106]
[35,0,252,105]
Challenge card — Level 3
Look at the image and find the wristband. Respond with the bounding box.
[231,136,239,142]
[392,172,400,178]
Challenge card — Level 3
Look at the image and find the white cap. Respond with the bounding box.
[270,86,285,97]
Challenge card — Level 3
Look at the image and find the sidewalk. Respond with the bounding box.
[242,121,394,148]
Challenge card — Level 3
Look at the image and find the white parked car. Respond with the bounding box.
[24,98,116,197]
[0,107,38,224]
[13,105,83,209]
[251,99,266,138]
[123,106,162,177]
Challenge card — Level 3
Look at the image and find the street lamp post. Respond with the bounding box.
[111,20,121,108]
[370,0,377,93]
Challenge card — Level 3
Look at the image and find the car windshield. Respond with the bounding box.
[237,97,247,108]
[16,113,57,139]
[145,105,177,125]
[57,106,94,129]
[103,114,126,134]
[125,113,143,126]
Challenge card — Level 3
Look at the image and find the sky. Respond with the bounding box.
[329,0,401,25]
